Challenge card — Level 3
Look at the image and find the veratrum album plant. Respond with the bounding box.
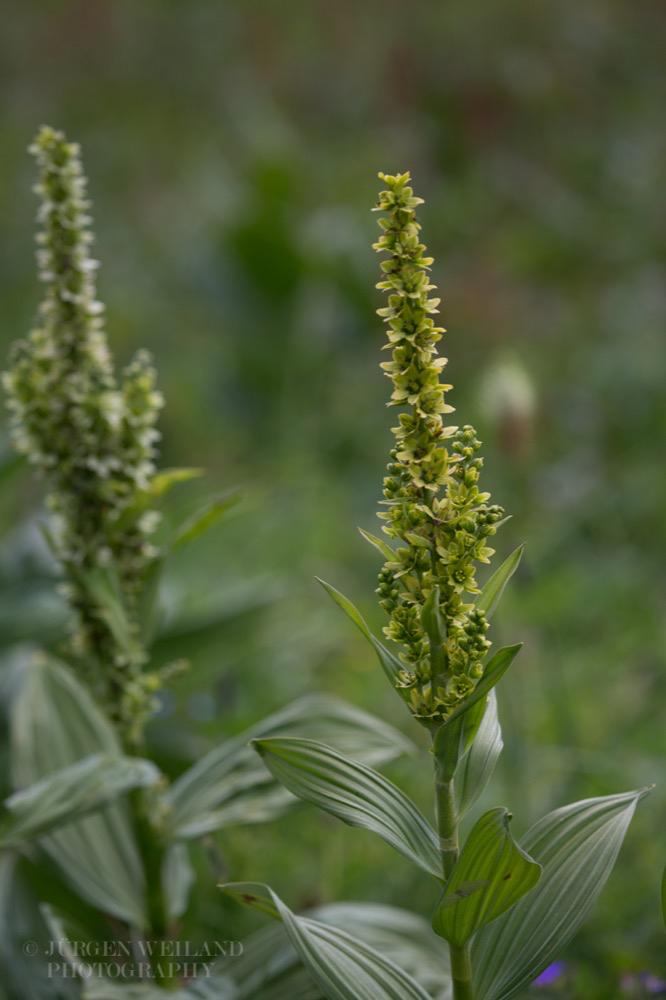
[0,130,422,999]
[224,173,650,1000]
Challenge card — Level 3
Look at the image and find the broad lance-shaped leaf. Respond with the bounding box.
[9,652,147,926]
[432,808,541,947]
[455,691,503,820]
[0,754,159,848]
[475,544,524,620]
[252,738,442,879]
[219,902,452,1000]
[166,694,414,839]
[471,788,651,1000]
[222,883,432,1000]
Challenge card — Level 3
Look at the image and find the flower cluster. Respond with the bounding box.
[373,172,505,728]
[3,126,164,738]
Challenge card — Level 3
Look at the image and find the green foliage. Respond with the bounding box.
[432,808,541,947]
[222,883,433,1000]
[0,754,158,849]
[165,695,413,839]
[472,790,650,1000]
[253,737,442,878]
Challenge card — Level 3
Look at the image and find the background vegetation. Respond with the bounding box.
[1,2,664,995]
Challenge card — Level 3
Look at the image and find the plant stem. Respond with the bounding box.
[434,766,475,1000]
[450,942,474,1000]
[129,786,177,988]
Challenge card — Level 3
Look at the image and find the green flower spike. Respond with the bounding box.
[3,126,164,741]
[373,172,505,729]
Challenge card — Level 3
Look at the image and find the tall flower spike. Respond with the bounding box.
[3,126,164,740]
[373,172,505,729]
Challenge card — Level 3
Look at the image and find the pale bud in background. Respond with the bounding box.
[479,353,536,461]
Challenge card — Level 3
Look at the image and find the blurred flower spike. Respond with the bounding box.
[373,172,506,728]
[3,126,164,740]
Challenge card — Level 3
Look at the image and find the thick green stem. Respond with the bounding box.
[450,942,474,1000]
[434,765,475,1000]
[435,772,459,880]
[129,786,177,988]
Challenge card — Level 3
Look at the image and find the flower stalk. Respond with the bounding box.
[373,173,505,733]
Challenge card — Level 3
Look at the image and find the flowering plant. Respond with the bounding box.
[225,173,649,1000]
[0,130,414,997]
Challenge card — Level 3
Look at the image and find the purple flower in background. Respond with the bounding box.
[533,962,567,988]
[621,972,666,995]
[641,973,666,995]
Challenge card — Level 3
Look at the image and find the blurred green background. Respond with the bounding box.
[1,1,665,995]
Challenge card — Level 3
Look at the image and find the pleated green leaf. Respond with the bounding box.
[455,692,503,820]
[221,902,452,1000]
[475,545,524,620]
[433,808,541,946]
[472,789,650,1000]
[222,883,432,1000]
[9,652,147,926]
[661,862,666,933]
[0,754,159,848]
[253,738,441,879]
[167,694,414,839]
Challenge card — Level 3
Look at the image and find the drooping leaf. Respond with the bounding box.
[472,789,650,1000]
[455,691,503,820]
[252,738,442,879]
[475,545,524,620]
[166,695,414,839]
[0,754,159,848]
[433,808,541,947]
[222,883,432,1000]
[316,578,407,693]
[220,902,452,1000]
[9,652,147,926]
